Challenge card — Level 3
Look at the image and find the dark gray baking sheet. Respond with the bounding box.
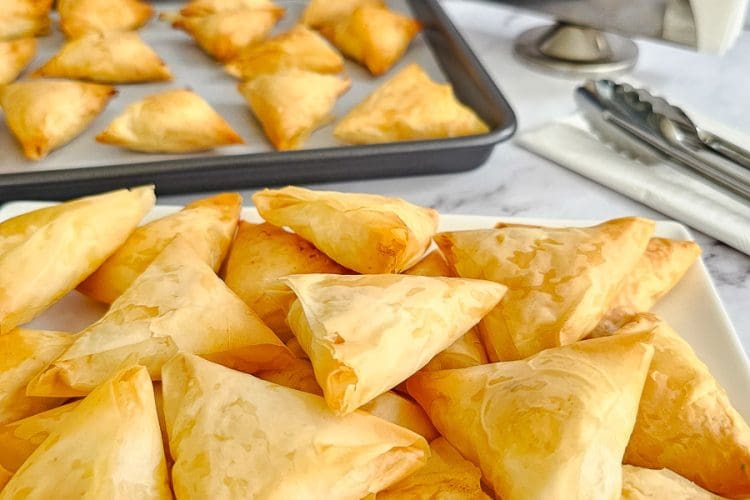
[0,0,516,200]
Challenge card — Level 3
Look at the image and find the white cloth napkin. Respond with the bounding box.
[517,114,750,255]
[689,0,748,53]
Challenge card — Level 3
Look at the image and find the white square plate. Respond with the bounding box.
[2,202,748,420]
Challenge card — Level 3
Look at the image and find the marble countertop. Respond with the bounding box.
[161,0,749,354]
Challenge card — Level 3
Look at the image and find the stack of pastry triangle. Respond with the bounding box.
[0,79,116,159]
[224,25,344,80]
[283,273,506,414]
[222,221,350,339]
[78,192,242,304]
[173,7,284,61]
[0,38,36,84]
[319,4,421,75]
[238,69,350,150]
[616,314,750,498]
[592,237,701,334]
[301,0,383,28]
[622,465,728,499]
[0,186,153,332]
[57,0,153,38]
[162,353,430,499]
[179,0,281,17]
[253,186,439,274]
[28,237,291,397]
[33,31,171,83]
[404,250,488,371]
[334,64,489,144]
[377,437,490,499]
[0,329,74,425]
[408,333,655,500]
[435,217,655,361]
[0,367,171,499]
[0,401,80,475]
[96,89,244,153]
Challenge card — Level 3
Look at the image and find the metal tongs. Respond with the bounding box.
[575,80,750,201]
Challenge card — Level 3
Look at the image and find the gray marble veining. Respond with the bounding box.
[161,0,749,354]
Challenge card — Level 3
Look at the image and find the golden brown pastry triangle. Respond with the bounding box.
[0,0,52,40]
[33,31,171,83]
[162,352,430,499]
[335,64,489,144]
[301,0,383,28]
[173,7,284,61]
[78,193,242,304]
[408,333,655,500]
[0,79,116,159]
[0,367,171,499]
[224,25,344,80]
[615,314,750,498]
[435,217,655,361]
[0,186,154,332]
[238,69,350,150]
[0,38,36,84]
[57,0,153,38]
[377,437,490,500]
[284,273,506,414]
[179,0,281,17]
[222,221,349,339]
[257,355,438,440]
[319,4,421,75]
[253,186,439,273]
[27,237,292,397]
[404,249,488,371]
[0,329,74,425]
[592,238,701,334]
[0,465,9,491]
[0,401,79,474]
[97,88,243,152]
[622,465,728,499]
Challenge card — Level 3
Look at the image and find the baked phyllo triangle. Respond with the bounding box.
[179,0,281,17]
[224,25,344,80]
[0,186,154,332]
[622,465,728,500]
[57,0,153,38]
[0,0,52,40]
[301,0,383,28]
[0,367,171,499]
[162,353,429,499]
[172,7,284,61]
[0,329,74,425]
[0,38,36,84]
[435,217,655,361]
[253,186,439,274]
[27,237,292,397]
[257,355,439,441]
[238,69,350,150]
[593,237,701,334]
[33,31,171,83]
[78,193,242,304]
[404,249,488,371]
[319,4,420,76]
[377,437,490,500]
[0,79,115,159]
[222,221,349,339]
[0,401,79,474]
[334,64,489,144]
[616,314,750,498]
[283,273,506,414]
[96,88,243,152]
[408,333,655,500]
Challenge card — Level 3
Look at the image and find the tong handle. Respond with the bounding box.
[700,131,750,171]
[608,113,750,201]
